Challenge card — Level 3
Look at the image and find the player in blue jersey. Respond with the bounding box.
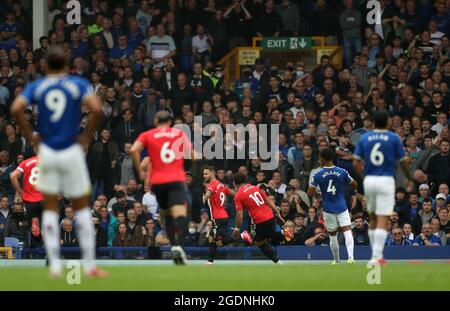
[353,110,412,266]
[11,47,106,278]
[308,148,358,264]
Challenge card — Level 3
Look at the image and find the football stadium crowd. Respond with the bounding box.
[0,0,450,256]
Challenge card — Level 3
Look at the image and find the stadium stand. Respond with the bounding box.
[0,0,449,261]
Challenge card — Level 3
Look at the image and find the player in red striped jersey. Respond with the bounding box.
[131,110,192,265]
[10,154,43,238]
[202,166,239,265]
[231,173,284,264]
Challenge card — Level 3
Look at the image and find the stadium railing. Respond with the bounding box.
[20,246,450,261]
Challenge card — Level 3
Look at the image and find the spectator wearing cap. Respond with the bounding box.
[413,198,437,235]
[252,58,268,82]
[413,223,442,246]
[435,192,447,212]
[418,183,433,205]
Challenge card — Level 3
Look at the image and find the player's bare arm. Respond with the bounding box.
[203,189,212,204]
[11,95,39,144]
[265,197,284,224]
[306,185,316,198]
[80,94,102,148]
[231,209,244,240]
[352,157,364,177]
[130,140,145,181]
[10,169,23,201]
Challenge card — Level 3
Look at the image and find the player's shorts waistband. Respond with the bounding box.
[39,141,80,152]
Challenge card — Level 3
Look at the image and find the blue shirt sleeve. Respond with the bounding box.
[310,171,319,187]
[19,81,37,106]
[342,168,353,183]
[79,78,94,101]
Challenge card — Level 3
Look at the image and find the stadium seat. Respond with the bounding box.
[4,237,21,259]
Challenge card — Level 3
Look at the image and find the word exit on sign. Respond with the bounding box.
[260,37,312,50]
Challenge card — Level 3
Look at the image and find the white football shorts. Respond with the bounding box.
[37,143,91,199]
[363,175,395,216]
[323,210,351,232]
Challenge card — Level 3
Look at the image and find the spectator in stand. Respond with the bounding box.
[413,198,437,235]
[352,216,369,245]
[403,223,415,243]
[275,0,300,36]
[60,219,78,247]
[387,227,412,246]
[3,202,28,247]
[146,24,176,69]
[413,223,442,246]
[340,0,362,67]
[92,216,108,247]
[430,217,447,246]
[111,191,135,217]
[256,0,283,37]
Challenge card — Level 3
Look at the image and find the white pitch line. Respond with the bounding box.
[0,259,448,267]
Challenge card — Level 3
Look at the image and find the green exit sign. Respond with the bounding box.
[261,37,312,50]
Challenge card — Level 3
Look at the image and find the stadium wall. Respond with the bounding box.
[18,246,450,260]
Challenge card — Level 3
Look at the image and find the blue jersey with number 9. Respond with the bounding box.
[310,166,353,214]
[20,75,94,150]
[353,130,405,177]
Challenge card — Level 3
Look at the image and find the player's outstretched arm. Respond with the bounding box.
[130,140,145,181]
[11,96,36,144]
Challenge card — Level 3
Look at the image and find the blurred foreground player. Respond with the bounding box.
[232,173,284,264]
[131,110,192,265]
[11,47,106,278]
[353,110,412,265]
[10,151,43,238]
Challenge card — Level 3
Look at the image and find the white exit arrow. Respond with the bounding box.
[299,38,307,48]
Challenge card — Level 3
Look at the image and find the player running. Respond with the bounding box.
[353,110,412,265]
[231,173,284,264]
[307,148,358,264]
[202,166,240,265]
[131,110,192,265]
[11,47,105,277]
[10,153,43,238]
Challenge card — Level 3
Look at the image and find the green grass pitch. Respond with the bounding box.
[1,261,449,291]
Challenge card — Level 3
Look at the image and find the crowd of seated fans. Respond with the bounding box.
[0,0,449,254]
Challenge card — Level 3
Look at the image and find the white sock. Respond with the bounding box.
[75,208,96,272]
[368,229,375,247]
[42,210,61,273]
[372,228,388,260]
[329,234,340,262]
[343,230,354,260]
